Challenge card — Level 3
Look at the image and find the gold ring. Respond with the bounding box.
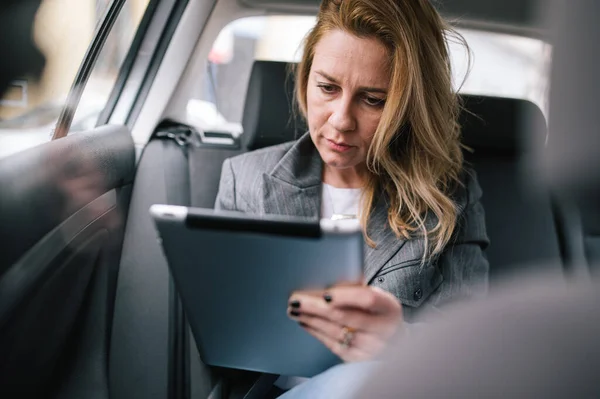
[339,326,356,349]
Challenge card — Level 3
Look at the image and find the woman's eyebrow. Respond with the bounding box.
[315,70,388,94]
[315,70,339,83]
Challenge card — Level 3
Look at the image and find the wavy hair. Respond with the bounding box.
[296,0,470,258]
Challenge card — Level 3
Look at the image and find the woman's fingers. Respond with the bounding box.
[288,300,393,335]
[290,286,402,320]
[288,285,404,361]
[289,292,330,315]
[288,285,404,359]
[300,322,371,363]
[324,285,402,315]
[292,311,370,345]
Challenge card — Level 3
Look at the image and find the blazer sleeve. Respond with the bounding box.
[420,170,490,315]
[214,158,237,211]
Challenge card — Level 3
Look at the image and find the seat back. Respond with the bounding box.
[109,126,203,399]
[582,206,600,270]
[460,95,563,283]
[190,60,305,209]
[558,199,600,274]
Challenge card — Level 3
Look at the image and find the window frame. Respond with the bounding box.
[53,0,127,140]
[98,0,190,128]
[53,0,187,139]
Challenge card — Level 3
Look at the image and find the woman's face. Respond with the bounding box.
[307,29,390,173]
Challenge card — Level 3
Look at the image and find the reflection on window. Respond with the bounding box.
[72,0,150,134]
[190,15,551,135]
[0,102,62,129]
[0,0,149,159]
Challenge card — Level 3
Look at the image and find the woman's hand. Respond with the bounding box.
[287,284,403,362]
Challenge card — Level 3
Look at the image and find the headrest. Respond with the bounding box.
[460,95,547,155]
[241,60,547,155]
[241,61,306,150]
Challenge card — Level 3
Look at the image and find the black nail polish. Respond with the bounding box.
[290,310,300,317]
[323,293,332,303]
[298,322,308,328]
[290,300,301,309]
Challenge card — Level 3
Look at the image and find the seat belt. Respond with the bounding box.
[154,125,196,399]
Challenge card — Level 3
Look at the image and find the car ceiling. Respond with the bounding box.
[239,0,544,33]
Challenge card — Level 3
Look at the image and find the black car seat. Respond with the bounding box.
[554,197,600,275]
[190,60,305,209]
[107,125,197,399]
[238,60,306,153]
[581,205,600,270]
[459,95,563,284]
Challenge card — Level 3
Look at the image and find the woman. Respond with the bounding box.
[215,0,489,395]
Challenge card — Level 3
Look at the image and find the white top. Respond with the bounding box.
[275,184,363,391]
[320,183,362,219]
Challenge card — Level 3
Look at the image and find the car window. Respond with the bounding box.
[190,15,551,135]
[0,102,63,129]
[0,0,150,159]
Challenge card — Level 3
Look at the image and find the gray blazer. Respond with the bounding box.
[214,133,490,322]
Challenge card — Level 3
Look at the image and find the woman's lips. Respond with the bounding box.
[326,138,354,152]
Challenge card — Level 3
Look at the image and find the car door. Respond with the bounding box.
[0,0,181,397]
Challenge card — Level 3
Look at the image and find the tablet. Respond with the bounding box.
[150,205,364,377]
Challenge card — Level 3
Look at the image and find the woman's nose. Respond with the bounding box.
[328,97,356,132]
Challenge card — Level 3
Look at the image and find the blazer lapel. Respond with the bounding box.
[363,195,408,284]
[260,132,411,282]
[261,133,322,218]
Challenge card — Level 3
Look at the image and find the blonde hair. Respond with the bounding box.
[296,0,469,258]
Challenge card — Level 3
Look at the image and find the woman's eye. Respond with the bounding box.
[317,83,337,94]
[364,96,386,107]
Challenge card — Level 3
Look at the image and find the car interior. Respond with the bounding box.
[0,0,598,398]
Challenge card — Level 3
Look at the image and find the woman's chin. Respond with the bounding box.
[323,157,360,171]
[316,145,363,169]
